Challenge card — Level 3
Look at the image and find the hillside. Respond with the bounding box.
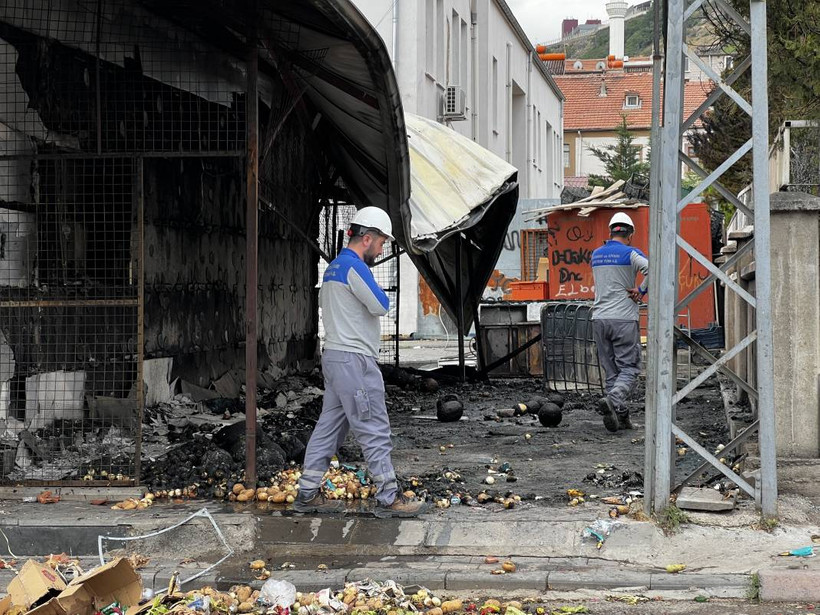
[546,11,717,59]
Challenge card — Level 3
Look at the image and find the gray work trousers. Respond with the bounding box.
[593,319,641,413]
[298,349,398,506]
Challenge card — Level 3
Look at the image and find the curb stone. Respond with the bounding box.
[648,572,749,598]
[548,570,651,591]
[445,570,549,592]
[758,568,820,602]
[216,569,352,592]
[349,568,447,589]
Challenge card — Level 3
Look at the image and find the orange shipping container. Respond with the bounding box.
[543,203,715,329]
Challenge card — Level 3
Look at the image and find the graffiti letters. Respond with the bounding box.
[555,282,593,298]
[503,230,520,251]
[551,248,592,267]
[487,269,518,295]
[566,225,594,242]
[559,267,583,283]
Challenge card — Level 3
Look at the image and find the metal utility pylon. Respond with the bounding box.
[645,0,777,517]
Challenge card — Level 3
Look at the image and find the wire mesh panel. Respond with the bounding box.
[0,3,247,157]
[541,301,603,392]
[0,158,141,483]
[520,228,550,282]
[0,0,253,483]
[318,203,399,366]
[783,123,820,195]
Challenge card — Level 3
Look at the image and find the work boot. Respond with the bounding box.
[599,397,619,433]
[292,492,346,514]
[617,411,634,430]
[374,494,432,518]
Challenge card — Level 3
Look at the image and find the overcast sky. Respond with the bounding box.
[506,0,612,45]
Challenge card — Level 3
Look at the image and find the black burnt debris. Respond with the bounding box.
[134,364,729,509]
[140,373,326,499]
[436,394,464,422]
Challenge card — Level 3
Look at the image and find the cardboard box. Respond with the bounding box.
[7,561,67,610]
[535,257,549,282]
[26,559,141,615]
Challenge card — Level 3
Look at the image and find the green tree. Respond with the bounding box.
[691,0,820,204]
[587,115,650,187]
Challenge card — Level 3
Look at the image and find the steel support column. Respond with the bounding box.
[245,43,260,487]
[644,0,665,514]
[750,0,777,517]
[648,0,776,516]
[455,234,466,382]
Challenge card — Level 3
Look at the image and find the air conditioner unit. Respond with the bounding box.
[440,85,467,121]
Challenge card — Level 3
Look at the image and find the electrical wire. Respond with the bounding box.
[372,0,400,30]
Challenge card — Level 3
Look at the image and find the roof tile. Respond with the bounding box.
[555,72,713,131]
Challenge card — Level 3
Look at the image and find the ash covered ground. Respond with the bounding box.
[140,365,732,508]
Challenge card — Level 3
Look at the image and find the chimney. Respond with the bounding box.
[599,79,607,97]
[606,0,628,60]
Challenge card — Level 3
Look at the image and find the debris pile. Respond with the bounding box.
[0,556,140,615]
[139,377,330,498]
[399,465,535,510]
[582,464,643,491]
[1,420,136,483]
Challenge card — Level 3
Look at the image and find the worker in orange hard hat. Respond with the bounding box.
[590,212,649,432]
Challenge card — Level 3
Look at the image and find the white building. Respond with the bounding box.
[352,0,565,337]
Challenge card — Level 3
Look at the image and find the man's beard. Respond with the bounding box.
[363,246,379,266]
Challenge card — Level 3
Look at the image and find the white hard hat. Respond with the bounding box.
[350,206,394,240]
[609,212,635,230]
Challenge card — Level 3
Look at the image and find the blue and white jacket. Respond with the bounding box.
[320,248,389,359]
[590,240,649,321]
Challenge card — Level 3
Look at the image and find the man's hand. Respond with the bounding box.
[627,288,643,303]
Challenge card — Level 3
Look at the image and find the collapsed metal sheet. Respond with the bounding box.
[403,114,519,329]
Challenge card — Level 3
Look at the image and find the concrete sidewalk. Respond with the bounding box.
[0,496,818,601]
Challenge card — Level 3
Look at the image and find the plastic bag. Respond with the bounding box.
[258,579,297,608]
[187,596,211,615]
[581,519,620,549]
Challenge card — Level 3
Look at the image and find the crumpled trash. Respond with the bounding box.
[258,579,297,608]
[581,519,620,550]
[607,595,649,605]
[187,596,211,614]
[779,546,816,557]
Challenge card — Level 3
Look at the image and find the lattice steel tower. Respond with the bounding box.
[645,0,777,517]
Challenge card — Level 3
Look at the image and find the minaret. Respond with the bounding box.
[606,1,629,60]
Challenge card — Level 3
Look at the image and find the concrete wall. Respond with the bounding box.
[723,192,820,460]
[770,192,820,457]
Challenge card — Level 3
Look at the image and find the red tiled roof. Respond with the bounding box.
[563,57,652,73]
[555,71,713,131]
[564,59,606,72]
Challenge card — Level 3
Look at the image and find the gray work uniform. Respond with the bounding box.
[298,248,398,506]
[591,240,649,412]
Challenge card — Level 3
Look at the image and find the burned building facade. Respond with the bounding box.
[0,0,410,482]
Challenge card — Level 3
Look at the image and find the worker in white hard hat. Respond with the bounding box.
[295,206,430,517]
[590,211,649,432]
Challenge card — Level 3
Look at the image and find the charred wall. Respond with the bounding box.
[1,19,322,394]
[142,133,321,385]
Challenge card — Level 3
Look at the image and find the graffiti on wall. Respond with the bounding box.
[547,218,599,299]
